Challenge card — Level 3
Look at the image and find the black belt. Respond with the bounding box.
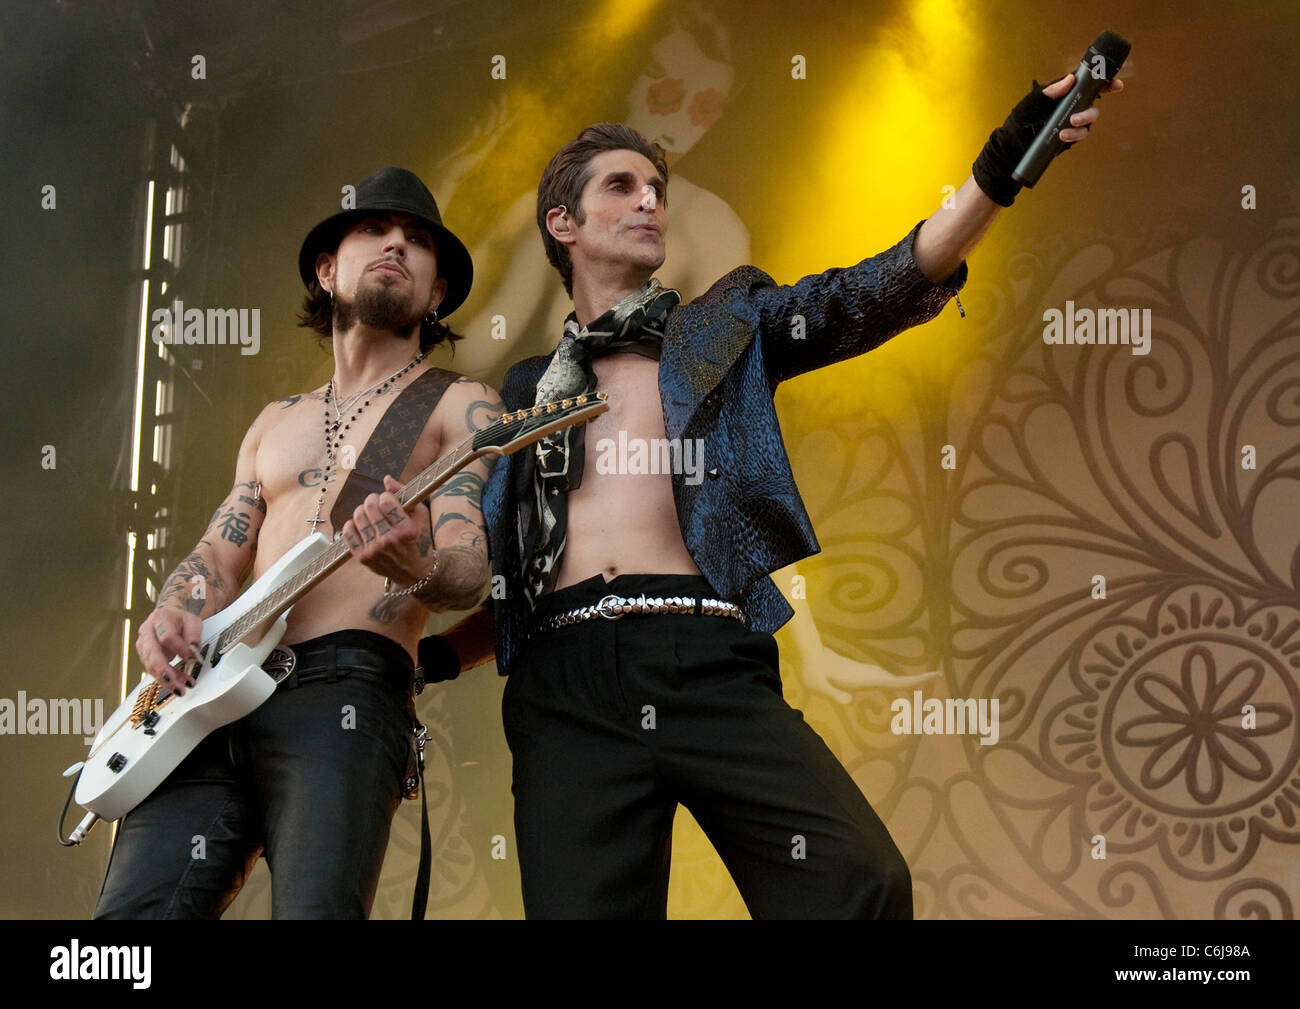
[278,630,422,695]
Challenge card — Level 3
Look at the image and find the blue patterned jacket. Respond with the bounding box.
[483,219,967,676]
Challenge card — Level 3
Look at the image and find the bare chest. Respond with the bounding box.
[581,352,666,446]
[257,393,407,502]
[255,382,440,549]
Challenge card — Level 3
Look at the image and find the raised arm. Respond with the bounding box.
[757,71,1122,388]
[754,219,968,388]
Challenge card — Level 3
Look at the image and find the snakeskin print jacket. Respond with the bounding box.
[482,219,968,676]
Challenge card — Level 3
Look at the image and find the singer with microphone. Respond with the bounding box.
[453,33,1128,920]
[916,31,1128,289]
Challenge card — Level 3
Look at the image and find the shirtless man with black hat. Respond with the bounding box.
[93,166,502,919]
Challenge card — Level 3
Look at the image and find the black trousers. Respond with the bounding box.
[92,629,417,920]
[503,573,912,919]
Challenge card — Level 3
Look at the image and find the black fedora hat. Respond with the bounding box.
[298,166,473,318]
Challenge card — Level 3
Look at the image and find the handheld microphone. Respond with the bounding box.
[1013,31,1130,188]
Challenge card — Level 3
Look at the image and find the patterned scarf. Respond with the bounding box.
[517,278,681,609]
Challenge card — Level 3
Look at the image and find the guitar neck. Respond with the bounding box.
[214,435,478,655]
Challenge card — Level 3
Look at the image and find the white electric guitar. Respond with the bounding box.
[62,393,608,841]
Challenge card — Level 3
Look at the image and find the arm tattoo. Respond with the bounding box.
[432,510,471,536]
[430,471,484,535]
[464,397,505,431]
[454,378,505,431]
[158,549,229,616]
[454,527,484,550]
[368,592,404,624]
[411,543,490,613]
[432,471,484,510]
[213,507,255,547]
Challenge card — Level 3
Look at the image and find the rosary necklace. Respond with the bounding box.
[306,350,427,534]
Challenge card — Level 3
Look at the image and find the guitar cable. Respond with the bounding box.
[56,762,99,846]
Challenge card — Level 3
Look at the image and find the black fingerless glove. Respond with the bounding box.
[972,79,1074,207]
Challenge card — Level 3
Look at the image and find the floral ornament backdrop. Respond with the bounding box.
[734,214,1300,920]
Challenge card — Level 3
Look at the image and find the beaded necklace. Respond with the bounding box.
[306,350,427,534]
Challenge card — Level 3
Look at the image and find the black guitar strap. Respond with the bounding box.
[325,363,457,922]
[328,365,458,531]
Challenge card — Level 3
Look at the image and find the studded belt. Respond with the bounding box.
[534,592,748,632]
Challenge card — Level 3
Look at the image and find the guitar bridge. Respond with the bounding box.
[129,681,162,727]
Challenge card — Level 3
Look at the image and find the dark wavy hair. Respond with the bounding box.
[297,273,463,355]
[536,123,669,297]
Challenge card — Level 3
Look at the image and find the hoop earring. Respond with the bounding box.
[424,309,439,326]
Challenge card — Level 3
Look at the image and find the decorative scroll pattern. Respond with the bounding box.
[719,217,1300,920]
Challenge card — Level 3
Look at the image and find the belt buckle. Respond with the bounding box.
[594,594,625,620]
[263,645,297,684]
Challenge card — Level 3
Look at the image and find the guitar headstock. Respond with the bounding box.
[473,393,609,456]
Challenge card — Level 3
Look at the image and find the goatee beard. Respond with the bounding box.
[333,281,423,339]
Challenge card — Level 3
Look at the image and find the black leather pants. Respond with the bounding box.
[504,573,913,920]
[92,629,417,920]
